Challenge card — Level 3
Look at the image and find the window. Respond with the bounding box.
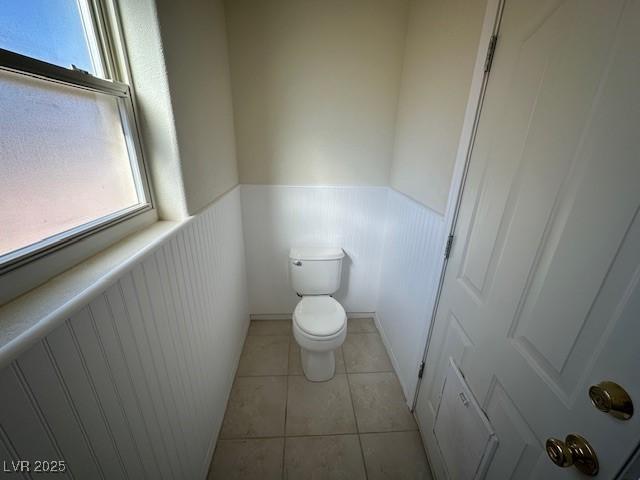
[0,0,152,273]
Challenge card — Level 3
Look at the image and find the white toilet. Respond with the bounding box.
[289,247,347,382]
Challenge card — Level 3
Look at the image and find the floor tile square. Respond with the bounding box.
[237,335,289,376]
[286,374,356,436]
[247,320,291,336]
[348,372,417,432]
[208,437,284,479]
[336,347,346,373]
[347,318,377,333]
[288,340,303,375]
[288,342,344,375]
[220,376,287,438]
[360,431,432,479]
[343,333,392,373]
[284,435,366,480]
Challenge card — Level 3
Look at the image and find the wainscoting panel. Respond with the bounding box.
[241,185,388,314]
[0,187,249,479]
[376,189,446,404]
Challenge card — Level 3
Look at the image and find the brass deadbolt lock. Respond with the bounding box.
[546,434,599,476]
[588,381,633,420]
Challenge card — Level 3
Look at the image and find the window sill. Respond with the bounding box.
[0,218,189,369]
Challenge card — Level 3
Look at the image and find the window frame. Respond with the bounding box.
[0,0,154,278]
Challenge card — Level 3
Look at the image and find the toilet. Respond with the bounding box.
[289,247,347,382]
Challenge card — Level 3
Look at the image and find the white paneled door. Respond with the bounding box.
[416,1,640,478]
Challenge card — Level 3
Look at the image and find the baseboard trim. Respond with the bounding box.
[373,312,412,408]
[250,312,376,321]
[250,313,291,321]
[200,315,251,479]
[347,312,376,319]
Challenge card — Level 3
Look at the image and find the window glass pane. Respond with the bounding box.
[0,0,95,74]
[0,70,140,258]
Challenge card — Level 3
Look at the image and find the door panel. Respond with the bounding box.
[483,381,540,478]
[416,0,640,478]
[426,314,474,415]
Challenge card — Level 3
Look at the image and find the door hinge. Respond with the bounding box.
[418,361,425,379]
[484,34,498,73]
[444,234,454,259]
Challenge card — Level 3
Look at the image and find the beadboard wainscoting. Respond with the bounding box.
[241,185,388,314]
[241,185,447,406]
[376,189,446,405]
[0,187,249,479]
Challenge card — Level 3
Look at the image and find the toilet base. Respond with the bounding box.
[292,309,346,382]
[300,348,336,382]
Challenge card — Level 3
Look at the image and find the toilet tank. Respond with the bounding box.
[289,247,344,295]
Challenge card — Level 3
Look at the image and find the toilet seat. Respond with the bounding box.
[293,296,346,337]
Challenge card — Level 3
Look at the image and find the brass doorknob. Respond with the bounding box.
[546,434,599,476]
[588,381,633,420]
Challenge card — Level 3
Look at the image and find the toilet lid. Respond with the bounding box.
[294,296,346,337]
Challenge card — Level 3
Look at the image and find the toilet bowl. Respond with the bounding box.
[289,246,346,381]
[292,296,347,381]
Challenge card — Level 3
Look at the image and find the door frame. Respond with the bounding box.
[411,0,506,410]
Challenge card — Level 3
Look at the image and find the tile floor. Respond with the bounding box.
[208,318,432,479]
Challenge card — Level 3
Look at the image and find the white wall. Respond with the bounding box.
[241,185,388,314]
[0,188,249,479]
[225,0,409,186]
[155,0,239,214]
[390,0,487,214]
[241,184,447,406]
[223,0,487,408]
[376,189,445,404]
[119,0,238,218]
[118,0,188,220]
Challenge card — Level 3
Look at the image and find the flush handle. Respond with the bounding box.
[292,260,302,266]
[546,434,599,476]
[588,381,633,420]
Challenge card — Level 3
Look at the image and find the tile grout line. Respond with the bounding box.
[225,320,402,479]
[219,427,420,442]
[236,370,395,378]
[236,369,394,378]
[282,333,290,480]
[345,372,369,480]
[246,332,292,337]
